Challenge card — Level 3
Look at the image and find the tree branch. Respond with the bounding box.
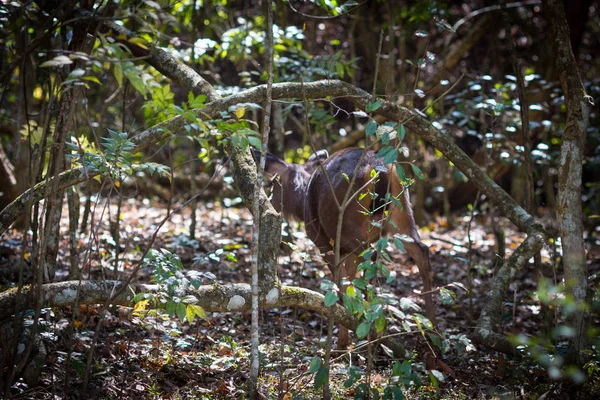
[1,80,542,238]
[0,280,405,356]
[473,230,545,353]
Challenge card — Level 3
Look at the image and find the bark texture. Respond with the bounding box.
[543,0,593,363]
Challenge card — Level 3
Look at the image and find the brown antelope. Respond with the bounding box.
[254,147,434,347]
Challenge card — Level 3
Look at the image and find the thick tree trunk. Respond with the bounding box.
[543,0,593,364]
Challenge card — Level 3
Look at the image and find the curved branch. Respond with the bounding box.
[473,230,545,354]
[0,80,540,237]
[1,5,542,239]
[71,9,220,102]
[0,280,404,356]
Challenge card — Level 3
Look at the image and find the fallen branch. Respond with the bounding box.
[0,280,405,356]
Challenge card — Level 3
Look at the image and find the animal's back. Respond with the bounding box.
[304,148,399,255]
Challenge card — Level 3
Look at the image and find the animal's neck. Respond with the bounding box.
[281,166,310,221]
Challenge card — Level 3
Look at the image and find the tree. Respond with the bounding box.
[0,0,597,396]
[544,0,593,365]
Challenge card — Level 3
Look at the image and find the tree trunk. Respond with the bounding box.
[543,0,593,364]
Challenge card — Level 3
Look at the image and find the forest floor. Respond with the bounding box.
[1,196,599,399]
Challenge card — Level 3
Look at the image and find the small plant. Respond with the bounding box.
[132,248,205,325]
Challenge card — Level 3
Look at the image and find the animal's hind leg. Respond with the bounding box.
[402,239,436,325]
[389,193,437,326]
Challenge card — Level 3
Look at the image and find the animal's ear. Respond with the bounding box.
[303,149,329,173]
[307,149,329,162]
[251,148,290,177]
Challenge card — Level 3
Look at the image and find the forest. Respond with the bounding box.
[0,0,598,398]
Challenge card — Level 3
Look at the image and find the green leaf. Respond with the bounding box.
[314,366,329,389]
[343,366,362,388]
[439,287,456,305]
[365,120,378,136]
[124,65,147,97]
[365,264,377,280]
[71,359,87,377]
[356,322,371,338]
[199,138,210,150]
[399,297,421,312]
[346,285,357,297]
[392,361,402,376]
[189,94,207,108]
[335,62,344,78]
[355,383,370,398]
[366,99,383,112]
[428,333,442,349]
[66,68,85,81]
[381,130,391,145]
[396,165,407,181]
[190,304,206,319]
[82,76,101,85]
[114,64,123,86]
[320,280,336,291]
[429,369,444,388]
[383,385,404,400]
[410,163,425,180]
[413,313,433,330]
[380,344,395,359]
[377,146,398,164]
[166,301,176,316]
[393,238,405,252]
[353,278,367,289]
[375,315,386,332]
[324,290,338,307]
[131,293,146,303]
[247,135,262,149]
[309,357,322,373]
[399,360,412,376]
[449,281,468,292]
[176,302,186,322]
[436,20,455,32]
[376,237,388,252]
[397,124,406,142]
[343,295,357,314]
[382,265,393,283]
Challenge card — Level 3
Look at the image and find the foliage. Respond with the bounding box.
[311,115,475,395]
[0,0,598,397]
[66,130,170,182]
[134,248,206,325]
[508,278,600,386]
